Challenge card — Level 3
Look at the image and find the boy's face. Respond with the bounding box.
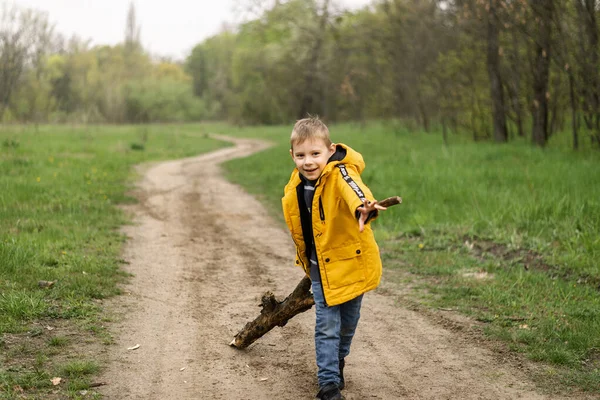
[290,138,336,181]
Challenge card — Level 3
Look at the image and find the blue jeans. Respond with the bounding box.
[312,279,364,388]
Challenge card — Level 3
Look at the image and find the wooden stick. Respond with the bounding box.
[377,196,402,208]
[230,276,314,349]
[230,196,402,349]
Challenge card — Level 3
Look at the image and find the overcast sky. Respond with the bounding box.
[9,0,372,60]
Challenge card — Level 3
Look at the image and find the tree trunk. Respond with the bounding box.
[442,117,448,146]
[568,71,579,150]
[531,0,554,147]
[486,0,508,143]
[417,93,430,132]
[577,0,600,146]
[548,73,562,138]
[510,29,525,137]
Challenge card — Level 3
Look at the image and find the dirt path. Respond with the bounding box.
[98,136,554,400]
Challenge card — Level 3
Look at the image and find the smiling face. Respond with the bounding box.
[290,138,336,181]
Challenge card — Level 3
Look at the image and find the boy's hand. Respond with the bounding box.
[358,199,387,232]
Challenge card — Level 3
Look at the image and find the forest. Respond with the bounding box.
[1,0,600,150]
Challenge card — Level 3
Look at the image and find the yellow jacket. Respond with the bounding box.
[282,143,382,306]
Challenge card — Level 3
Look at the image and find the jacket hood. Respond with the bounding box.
[326,143,365,173]
[285,143,365,189]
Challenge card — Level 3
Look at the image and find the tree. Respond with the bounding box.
[297,0,331,119]
[0,4,54,120]
[187,31,236,121]
[486,0,508,142]
[530,0,554,147]
[124,2,142,55]
[575,0,600,146]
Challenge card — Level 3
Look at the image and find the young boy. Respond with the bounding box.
[282,117,386,400]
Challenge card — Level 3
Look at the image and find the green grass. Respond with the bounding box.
[0,123,229,399]
[60,360,99,378]
[48,336,69,347]
[218,120,600,394]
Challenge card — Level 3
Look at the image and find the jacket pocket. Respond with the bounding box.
[321,242,366,290]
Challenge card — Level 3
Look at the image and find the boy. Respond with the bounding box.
[282,117,386,400]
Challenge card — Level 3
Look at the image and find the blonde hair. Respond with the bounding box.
[290,116,332,149]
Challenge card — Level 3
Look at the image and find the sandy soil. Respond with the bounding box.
[98,136,558,400]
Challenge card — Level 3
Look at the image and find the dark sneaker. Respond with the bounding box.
[316,383,344,400]
[338,359,345,390]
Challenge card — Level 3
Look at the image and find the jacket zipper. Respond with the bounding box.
[306,182,328,306]
[318,197,325,221]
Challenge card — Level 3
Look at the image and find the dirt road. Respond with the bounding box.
[99,136,554,399]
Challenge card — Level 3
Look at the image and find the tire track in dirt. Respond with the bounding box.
[98,136,560,399]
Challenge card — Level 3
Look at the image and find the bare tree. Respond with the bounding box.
[124,1,142,54]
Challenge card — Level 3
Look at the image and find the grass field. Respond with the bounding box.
[1,121,599,397]
[0,124,229,399]
[216,121,600,393]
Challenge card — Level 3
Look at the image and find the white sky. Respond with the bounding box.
[8,0,373,61]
